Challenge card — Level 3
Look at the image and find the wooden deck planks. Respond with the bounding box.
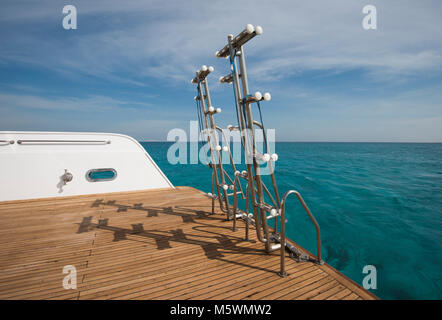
[0,187,377,300]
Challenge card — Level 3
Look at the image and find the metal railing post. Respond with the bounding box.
[279,190,323,276]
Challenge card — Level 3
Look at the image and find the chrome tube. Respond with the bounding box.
[261,181,278,209]
[227,35,267,247]
[0,140,14,146]
[211,171,215,214]
[16,140,110,145]
[268,160,281,231]
[216,126,245,197]
[233,176,238,231]
[245,183,250,240]
[252,119,281,230]
[279,190,323,276]
[203,78,231,219]
[238,45,272,252]
[197,78,225,212]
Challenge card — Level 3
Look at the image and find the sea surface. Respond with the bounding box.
[141,142,442,300]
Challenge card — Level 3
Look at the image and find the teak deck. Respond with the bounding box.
[0,187,377,300]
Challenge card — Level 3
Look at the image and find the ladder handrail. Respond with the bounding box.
[279,190,323,277]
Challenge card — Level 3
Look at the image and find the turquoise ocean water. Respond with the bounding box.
[141,142,442,300]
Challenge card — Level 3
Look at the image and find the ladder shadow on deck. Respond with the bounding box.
[91,199,211,223]
[75,199,280,275]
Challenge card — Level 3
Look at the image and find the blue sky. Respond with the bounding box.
[0,0,441,142]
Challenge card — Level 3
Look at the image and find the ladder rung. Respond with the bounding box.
[266,213,280,220]
[227,125,240,131]
[191,65,214,83]
[257,202,273,212]
[219,73,233,84]
[194,95,207,101]
[216,24,262,58]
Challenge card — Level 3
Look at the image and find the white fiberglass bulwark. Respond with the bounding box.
[0,132,173,202]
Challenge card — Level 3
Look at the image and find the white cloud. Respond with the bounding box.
[272,83,442,142]
[0,93,149,112]
[1,0,441,84]
[1,0,442,141]
[0,92,188,140]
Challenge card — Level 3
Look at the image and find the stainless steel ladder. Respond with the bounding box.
[192,24,324,277]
